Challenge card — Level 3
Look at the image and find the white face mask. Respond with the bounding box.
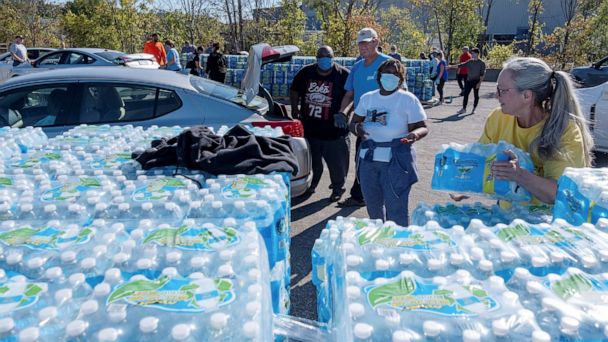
[380,73,400,92]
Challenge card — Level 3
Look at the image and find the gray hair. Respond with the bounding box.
[503,57,594,166]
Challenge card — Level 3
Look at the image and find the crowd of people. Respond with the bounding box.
[142,33,227,82]
[5,30,592,226]
[290,27,593,226]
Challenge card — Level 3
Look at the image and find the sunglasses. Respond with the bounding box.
[496,86,514,97]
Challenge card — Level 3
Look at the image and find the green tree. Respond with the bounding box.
[412,0,483,62]
[306,0,383,57]
[486,42,517,69]
[0,0,62,47]
[379,6,427,58]
[526,0,544,56]
[587,0,608,61]
[63,0,151,52]
[272,0,306,47]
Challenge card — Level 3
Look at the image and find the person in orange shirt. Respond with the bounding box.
[143,33,167,66]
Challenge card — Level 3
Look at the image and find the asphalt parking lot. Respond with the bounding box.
[287,80,608,320]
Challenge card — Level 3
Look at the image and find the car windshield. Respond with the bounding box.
[189,76,268,112]
[95,51,126,64]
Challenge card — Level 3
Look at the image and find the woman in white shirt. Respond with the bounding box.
[348,59,428,226]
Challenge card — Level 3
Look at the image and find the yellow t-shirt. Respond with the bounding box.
[479,107,587,205]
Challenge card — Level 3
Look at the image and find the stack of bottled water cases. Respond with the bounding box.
[0,124,294,341]
[412,201,553,228]
[312,217,550,341]
[554,167,608,226]
[313,215,608,341]
[463,218,608,340]
[432,141,536,202]
[0,127,47,158]
[0,218,273,341]
[201,54,433,101]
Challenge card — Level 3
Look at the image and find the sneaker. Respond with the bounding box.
[456,108,466,114]
[459,91,464,96]
[337,197,365,207]
[471,107,477,114]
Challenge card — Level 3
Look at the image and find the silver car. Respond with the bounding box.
[0,48,56,63]
[0,48,159,82]
[0,67,312,196]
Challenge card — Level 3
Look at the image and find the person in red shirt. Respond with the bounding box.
[143,33,167,66]
[457,46,471,96]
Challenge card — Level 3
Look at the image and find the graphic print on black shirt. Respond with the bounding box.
[290,64,349,140]
[304,80,334,120]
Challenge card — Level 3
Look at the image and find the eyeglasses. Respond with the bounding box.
[496,86,514,97]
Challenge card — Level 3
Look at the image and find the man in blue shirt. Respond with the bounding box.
[335,27,390,207]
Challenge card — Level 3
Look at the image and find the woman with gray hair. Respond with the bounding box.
[480,57,594,205]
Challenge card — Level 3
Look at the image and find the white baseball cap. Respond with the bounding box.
[356,28,378,44]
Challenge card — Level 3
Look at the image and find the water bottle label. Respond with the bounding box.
[0,225,93,250]
[143,225,240,251]
[364,275,499,316]
[41,178,102,202]
[554,176,592,225]
[0,281,46,314]
[61,136,90,146]
[91,153,132,170]
[221,177,271,199]
[357,226,455,250]
[496,223,586,247]
[11,152,61,169]
[107,274,235,312]
[0,177,14,187]
[432,142,534,201]
[132,178,187,201]
[547,272,608,304]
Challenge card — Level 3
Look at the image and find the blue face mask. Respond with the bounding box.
[380,73,400,92]
[317,57,333,71]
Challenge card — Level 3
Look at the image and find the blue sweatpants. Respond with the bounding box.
[358,145,418,226]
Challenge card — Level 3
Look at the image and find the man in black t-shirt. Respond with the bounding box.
[290,46,350,202]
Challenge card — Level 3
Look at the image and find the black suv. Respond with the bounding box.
[571,56,608,88]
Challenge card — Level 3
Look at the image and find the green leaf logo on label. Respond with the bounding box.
[91,153,132,169]
[0,177,13,187]
[0,281,46,314]
[132,178,186,201]
[221,177,269,199]
[551,273,595,301]
[14,152,62,168]
[497,223,580,247]
[107,275,235,312]
[365,276,499,316]
[143,225,239,251]
[0,226,93,250]
[358,227,455,250]
[41,177,102,202]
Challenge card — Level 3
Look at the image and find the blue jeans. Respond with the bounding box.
[358,140,418,226]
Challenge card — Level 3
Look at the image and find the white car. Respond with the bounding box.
[0,48,159,82]
[576,81,608,152]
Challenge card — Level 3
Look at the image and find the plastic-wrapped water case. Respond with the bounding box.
[331,270,546,341]
[432,141,535,202]
[411,201,553,228]
[464,218,608,278]
[504,267,608,341]
[554,167,608,226]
